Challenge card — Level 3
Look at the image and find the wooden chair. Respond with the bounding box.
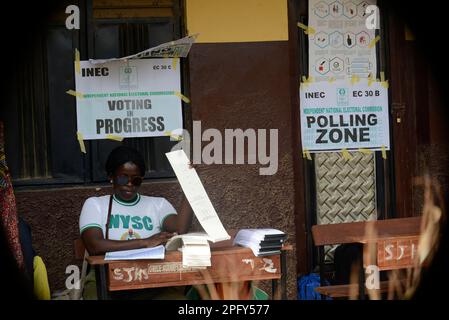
[311,216,421,299]
[72,238,90,300]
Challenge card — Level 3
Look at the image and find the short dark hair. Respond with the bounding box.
[105,146,146,176]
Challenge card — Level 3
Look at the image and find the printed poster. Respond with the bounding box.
[309,0,377,81]
[75,59,183,140]
[300,79,389,152]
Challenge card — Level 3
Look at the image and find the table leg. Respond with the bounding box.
[271,279,278,300]
[280,250,287,300]
[319,246,325,287]
[95,265,110,300]
[358,256,365,300]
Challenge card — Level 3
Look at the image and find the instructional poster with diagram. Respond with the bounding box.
[309,0,377,81]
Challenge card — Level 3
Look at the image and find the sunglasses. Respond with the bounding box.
[114,175,143,186]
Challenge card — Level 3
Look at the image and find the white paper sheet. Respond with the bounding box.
[104,245,165,261]
[165,232,212,251]
[89,34,198,64]
[165,150,231,242]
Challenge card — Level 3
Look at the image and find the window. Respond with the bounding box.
[2,0,186,186]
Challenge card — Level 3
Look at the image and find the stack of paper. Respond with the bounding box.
[104,245,165,261]
[181,237,211,268]
[166,232,212,267]
[233,229,287,256]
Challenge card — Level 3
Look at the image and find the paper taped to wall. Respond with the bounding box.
[89,34,198,64]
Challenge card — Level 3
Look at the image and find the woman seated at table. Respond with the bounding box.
[79,145,193,299]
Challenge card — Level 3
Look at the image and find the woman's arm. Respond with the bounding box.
[81,228,174,256]
[162,161,197,234]
[162,196,194,234]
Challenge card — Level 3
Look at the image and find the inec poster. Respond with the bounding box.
[308,0,377,81]
[300,79,389,152]
[75,59,183,140]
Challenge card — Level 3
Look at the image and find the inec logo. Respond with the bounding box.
[119,66,138,89]
[337,87,349,106]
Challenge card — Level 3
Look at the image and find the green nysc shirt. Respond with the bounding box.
[79,194,177,240]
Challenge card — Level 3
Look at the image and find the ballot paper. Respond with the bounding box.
[235,229,286,242]
[233,229,287,257]
[181,244,211,268]
[164,232,213,267]
[104,245,165,261]
[165,150,230,242]
[165,232,213,251]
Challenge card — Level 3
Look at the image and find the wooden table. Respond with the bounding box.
[87,244,292,300]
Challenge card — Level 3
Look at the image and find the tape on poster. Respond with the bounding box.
[302,149,312,161]
[381,145,387,159]
[164,131,183,141]
[300,75,314,89]
[106,134,124,142]
[341,148,352,160]
[380,72,389,89]
[172,57,178,71]
[367,74,375,87]
[66,90,84,98]
[297,22,316,36]
[75,48,80,74]
[358,148,373,155]
[76,132,86,154]
[175,92,191,104]
[368,35,380,49]
[351,74,360,85]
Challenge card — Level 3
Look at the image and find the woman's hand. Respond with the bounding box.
[188,161,197,170]
[142,232,175,248]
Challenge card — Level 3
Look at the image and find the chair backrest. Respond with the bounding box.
[311,217,422,272]
[311,216,421,246]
